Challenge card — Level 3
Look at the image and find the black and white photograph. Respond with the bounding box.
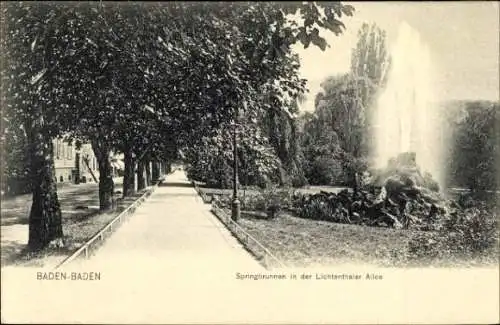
[1,1,499,324]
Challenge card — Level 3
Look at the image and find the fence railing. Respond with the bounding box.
[192,181,211,203]
[192,181,287,270]
[54,182,159,269]
[211,204,287,270]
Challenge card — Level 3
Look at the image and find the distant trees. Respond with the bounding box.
[300,22,498,195]
[350,23,390,156]
[183,2,356,189]
[1,104,31,196]
[299,22,389,188]
[446,100,499,192]
[298,112,345,185]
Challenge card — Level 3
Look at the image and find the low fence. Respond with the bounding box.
[192,181,211,203]
[54,182,159,269]
[192,182,286,270]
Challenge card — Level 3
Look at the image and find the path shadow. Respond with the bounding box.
[160,182,194,188]
[1,240,27,266]
[69,209,101,223]
[1,217,29,227]
[148,194,195,201]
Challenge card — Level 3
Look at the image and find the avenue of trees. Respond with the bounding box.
[1,2,355,250]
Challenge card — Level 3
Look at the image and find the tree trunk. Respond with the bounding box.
[123,146,136,196]
[91,139,114,211]
[27,131,64,251]
[145,161,152,186]
[158,161,163,178]
[349,168,359,195]
[137,159,146,191]
[152,160,160,183]
[163,161,169,175]
[74,152,81,184]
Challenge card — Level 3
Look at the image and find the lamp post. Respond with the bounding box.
[231,120,241,222]
[231,103,245,222]
[74,147,81,184]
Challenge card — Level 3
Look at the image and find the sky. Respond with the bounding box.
[293,2,500,112]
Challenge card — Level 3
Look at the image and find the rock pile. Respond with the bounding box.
[294,152,449,230]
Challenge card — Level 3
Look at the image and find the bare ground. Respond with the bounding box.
[0,179,152,267]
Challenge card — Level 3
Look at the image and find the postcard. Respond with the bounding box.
[1,1,498,324]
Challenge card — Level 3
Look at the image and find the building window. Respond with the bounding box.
[56,140,61,159]
[67,144,72,160]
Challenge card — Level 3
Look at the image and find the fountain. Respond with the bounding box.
[371,21,444,190]
[296,22,457,230]
[350,21,449,229]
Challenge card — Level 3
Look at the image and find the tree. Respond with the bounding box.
[350,22,390,156]
[447,101,499,192]
[1,97,31,196]
[298,112,346,185]
[301,22,389,188]
[181,2,356,187]
[2,3,77,249]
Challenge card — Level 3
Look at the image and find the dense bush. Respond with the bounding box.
[295,194,335,221]
[241,186,293,219]
[407,207,499,263]
[304,154,347,186]
[293,190,352,223]
[446,101,499,193]
[289,171,309,188]
[2,176,32,196]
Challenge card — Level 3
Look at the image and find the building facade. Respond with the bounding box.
[53,139,99,184]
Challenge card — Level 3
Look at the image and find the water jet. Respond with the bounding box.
[371,22,444,191]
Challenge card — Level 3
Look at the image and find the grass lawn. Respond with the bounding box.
[237,213,419,268]
[198,183,498,268]
[1,179,152,267]
[236,212,499,268]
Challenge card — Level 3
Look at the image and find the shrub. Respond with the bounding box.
[305,155,346,186]
[407,207,499,263]
[290,173,308,188]
[442,208,498,253]
[241,192,267,211]
[241,186,293,219]
[297,197,334,221]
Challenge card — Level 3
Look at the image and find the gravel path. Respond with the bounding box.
[70,169,262,270]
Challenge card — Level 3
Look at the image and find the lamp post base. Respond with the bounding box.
[231,199,240,221]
